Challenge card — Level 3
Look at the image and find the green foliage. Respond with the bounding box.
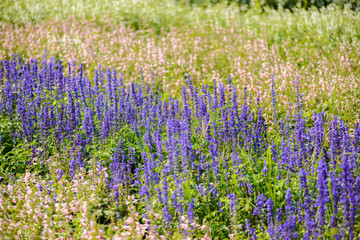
[1,0,360,41]
[179,0,360,10]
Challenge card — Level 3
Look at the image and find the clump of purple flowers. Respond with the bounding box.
[1,54,359,239]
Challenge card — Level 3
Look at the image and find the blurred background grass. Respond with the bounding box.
[1,0,359,57]
[1,0,360,40]
[2,0,359,55]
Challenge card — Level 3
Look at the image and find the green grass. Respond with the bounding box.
[1,0,360,45]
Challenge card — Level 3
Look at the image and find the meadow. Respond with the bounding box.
[0,0,360,239]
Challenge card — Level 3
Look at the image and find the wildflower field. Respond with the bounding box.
[1,0,360,239]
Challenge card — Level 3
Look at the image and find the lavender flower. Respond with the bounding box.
[316,158,329,230]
